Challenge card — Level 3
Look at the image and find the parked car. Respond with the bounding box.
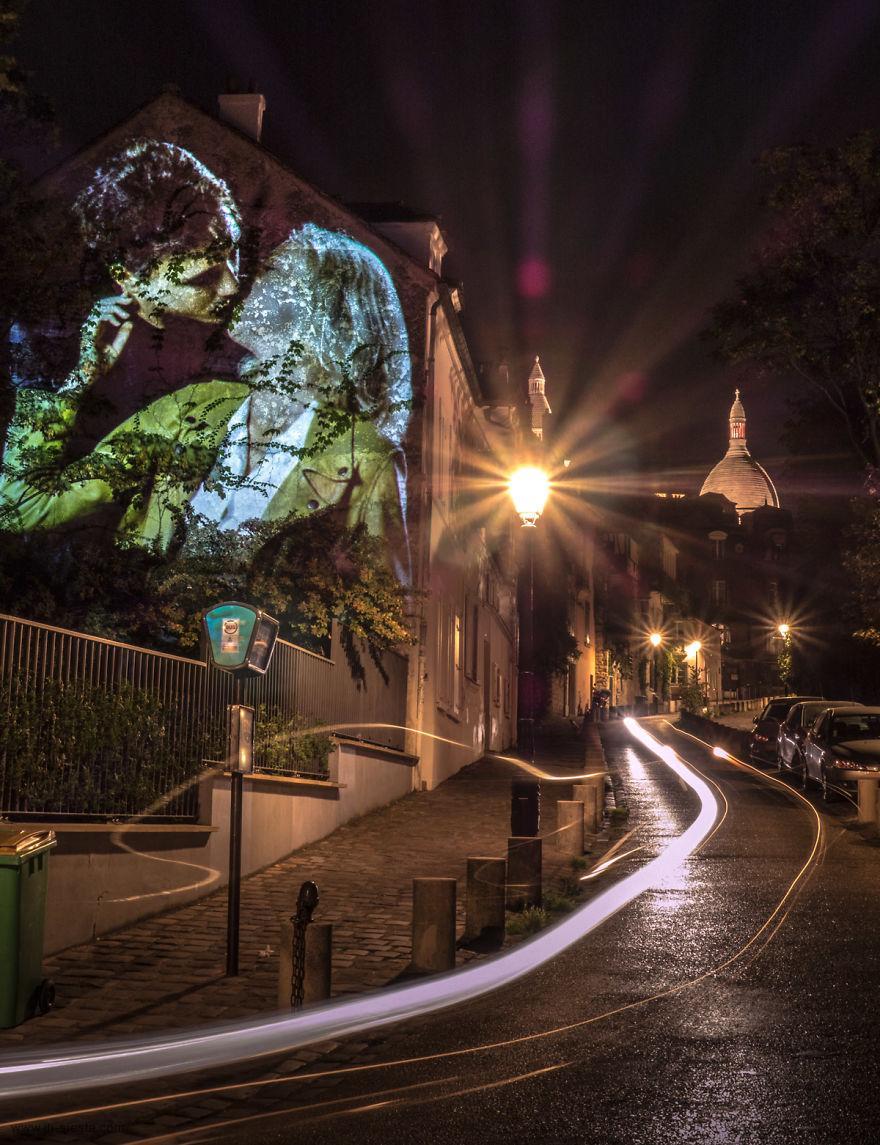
[778,700,863,773]
[749,697,821,765]
[803,706,880,801]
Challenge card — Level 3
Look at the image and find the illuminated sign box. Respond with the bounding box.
[203,602,279,675]
[227,703,255,773]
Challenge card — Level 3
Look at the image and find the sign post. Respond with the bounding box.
[203,602,279,977]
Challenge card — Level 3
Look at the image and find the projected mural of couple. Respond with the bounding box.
[0,140,412,581]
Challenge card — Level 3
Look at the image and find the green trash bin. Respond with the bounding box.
[0,828,57,1028]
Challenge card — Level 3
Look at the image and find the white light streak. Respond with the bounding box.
[0,717,717,1099]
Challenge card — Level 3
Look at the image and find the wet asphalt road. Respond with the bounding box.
[215,717,880,1145]
[9,718,878,1144]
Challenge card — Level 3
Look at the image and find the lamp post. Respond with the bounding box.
[508,465,550,836]
[777,622,793,693]
[649,632,662,709]
[684,640,703,708]
[202,602,279,976]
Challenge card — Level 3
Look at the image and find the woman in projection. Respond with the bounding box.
[190,223,412,581]
[0,140,251,549]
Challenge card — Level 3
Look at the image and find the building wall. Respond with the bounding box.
[19,92,517,793]
[411,308,517,788]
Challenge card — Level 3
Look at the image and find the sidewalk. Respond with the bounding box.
[0,718,604,1052]
[713,710,758,732]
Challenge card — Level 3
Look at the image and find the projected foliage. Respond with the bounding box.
[0,140,412,586]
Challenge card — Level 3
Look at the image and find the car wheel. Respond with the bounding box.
[821,766,837,803]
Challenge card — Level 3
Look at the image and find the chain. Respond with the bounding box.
[290,880,319,1010]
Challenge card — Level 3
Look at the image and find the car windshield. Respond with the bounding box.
[764,701,792,720]
[831,714,880,742]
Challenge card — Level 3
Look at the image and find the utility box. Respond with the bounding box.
[0,829,57,1027]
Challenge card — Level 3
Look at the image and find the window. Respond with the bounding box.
[504,669,512,715]
[493,663,501,706]
[437,599,463,715]
[712,538,726,560]
[711,580,727,606]
[465,598,479,679]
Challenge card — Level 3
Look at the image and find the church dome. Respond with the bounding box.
[700,390,779,516]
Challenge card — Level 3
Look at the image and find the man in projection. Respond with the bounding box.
[0,140,251,550]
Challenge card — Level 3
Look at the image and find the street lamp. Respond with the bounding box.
[508,465,550,837]
[508,466,550,527]
[648,632,663,708]
[776,622,793,693]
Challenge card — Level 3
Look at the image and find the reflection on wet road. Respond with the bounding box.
[6,717,878,1144]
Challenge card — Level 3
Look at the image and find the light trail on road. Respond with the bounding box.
[0,718,717,1101]
[1,718,829,1143]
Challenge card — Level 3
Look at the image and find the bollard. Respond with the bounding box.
[506,836,542,910]
[465,856,506,939]
[411,878,457,973]
[278,919,333,1008]
[573,782,601,833]
[555,801,585,855]
[857,778,878,825]
[510,780,540,836]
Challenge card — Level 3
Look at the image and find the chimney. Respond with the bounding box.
[218,92,266,142]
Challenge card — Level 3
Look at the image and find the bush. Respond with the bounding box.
[253,707,333,778]
[0,673,207,818]
[506,906,549,936]
[543,888,578,914]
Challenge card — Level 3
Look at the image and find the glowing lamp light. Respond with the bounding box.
[509,466,550,527]
[778,623,791,637]
[712,745,729,759]
[684,641,702,659]
[649,632,663,647]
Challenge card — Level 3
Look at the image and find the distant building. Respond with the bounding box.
[700,390,779,517]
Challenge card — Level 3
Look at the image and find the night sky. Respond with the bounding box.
[15,0,880,498]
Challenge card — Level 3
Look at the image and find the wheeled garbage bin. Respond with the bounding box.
[0,829,56,1027]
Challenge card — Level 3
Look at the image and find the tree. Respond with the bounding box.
[709,132,880,471]
[0,510,413,675]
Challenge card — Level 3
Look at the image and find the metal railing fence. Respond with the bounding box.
[0,613,408,821]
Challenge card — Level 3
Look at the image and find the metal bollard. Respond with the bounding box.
[411,878,457,973]
[464,856,506,939]
[281,880,321,1010]
[278,919,333,1009]
[555,801,585,855]
[573,782,601,833]
[506,836,542,910]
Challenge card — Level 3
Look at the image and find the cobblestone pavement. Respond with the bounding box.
[0,720,604,1055]
[0,719,615,1144]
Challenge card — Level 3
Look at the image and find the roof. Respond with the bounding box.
[700,446,780,514]
[700,388,780,515]
[346,201,440,224]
